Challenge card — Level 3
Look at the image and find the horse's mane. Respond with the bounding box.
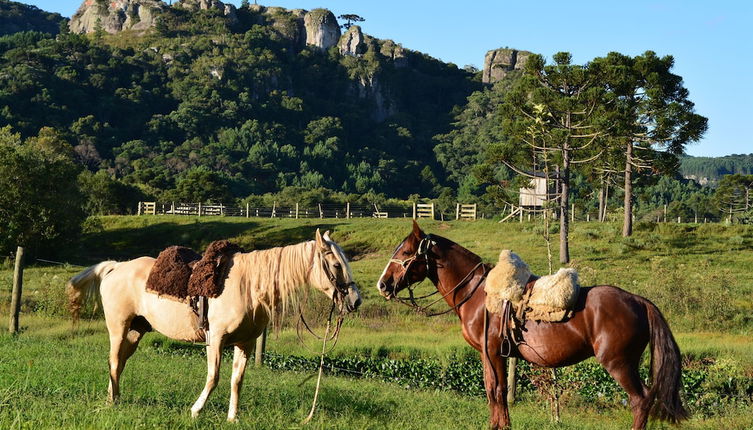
[433,234,483,263]
[234,241,316,330]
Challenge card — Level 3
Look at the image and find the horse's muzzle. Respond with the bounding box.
[344,285,362,313]
[377,280,395,300]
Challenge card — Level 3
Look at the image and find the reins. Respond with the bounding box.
[298,242,352,424]
[390,235,488,317]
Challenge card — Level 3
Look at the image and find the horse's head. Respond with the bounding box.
[376,220,436,299]
[310,229,362,313]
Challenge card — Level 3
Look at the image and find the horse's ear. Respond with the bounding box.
[315,228,325,248]
[411,219,425,239]
[323,230,332,242]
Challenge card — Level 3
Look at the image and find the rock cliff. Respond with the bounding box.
[482,48,532,84]
[303,8,340,51]
[69,0,165,34]
[339,25,365,56]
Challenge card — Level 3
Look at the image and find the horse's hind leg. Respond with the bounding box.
[601,357,650,430]
[107,316,149,403]
[227,341,252,422]
[191,333,225,418]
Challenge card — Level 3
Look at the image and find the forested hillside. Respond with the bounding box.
[0,2,479,205]
[0,0,65,35]
[681,154,753,184]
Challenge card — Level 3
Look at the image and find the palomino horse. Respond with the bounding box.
[376,222,686,430]
[67,229,361,421]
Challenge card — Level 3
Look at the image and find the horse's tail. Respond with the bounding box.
[645,299,689,423]
[66,261,118,324]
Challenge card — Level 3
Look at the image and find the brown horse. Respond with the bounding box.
[377,221,686,430]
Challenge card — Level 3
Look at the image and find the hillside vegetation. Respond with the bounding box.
[0,0,65,35]
[0,4,477,203]
[681,154,753,183]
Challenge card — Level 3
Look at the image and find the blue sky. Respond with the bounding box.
[25,0,753,157]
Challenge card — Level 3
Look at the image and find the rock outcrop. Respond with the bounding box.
[339,25,365,56]
[482,48,532,84]
[245,5,340,51]
[303,9,340,51]
[69,0,165,34]
[174,0,237,25]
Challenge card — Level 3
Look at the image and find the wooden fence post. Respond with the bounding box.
[346,202,350,219]
[137,201,142,216]
[8,246,24,334]
[456,203,460,221]
[246,203,250,218]
[412,203,416,220]
[295,203,299,219]
[255,328,267,367]
[507,357,517,404]
[198,202,202,217]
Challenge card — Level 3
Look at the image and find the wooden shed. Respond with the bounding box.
[519,175,554,208]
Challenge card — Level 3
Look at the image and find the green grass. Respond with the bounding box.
[1,316,752,429]
[1,216,753,428]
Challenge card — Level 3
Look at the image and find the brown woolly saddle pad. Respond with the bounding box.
[145,240,244,302]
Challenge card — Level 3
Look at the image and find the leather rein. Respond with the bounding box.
[390,235,489,317]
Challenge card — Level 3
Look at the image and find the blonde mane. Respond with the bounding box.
[233,240,318,329]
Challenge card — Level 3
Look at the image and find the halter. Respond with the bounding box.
[390,235,489,317]
[297,245,352,348]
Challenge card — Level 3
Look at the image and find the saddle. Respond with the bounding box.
[145,240,244,338]
[484,250,580,323]
[484,250,581,357]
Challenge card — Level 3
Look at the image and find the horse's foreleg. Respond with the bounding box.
[227,341,252,422]
[482,352,510,430]
[191,334,224,418]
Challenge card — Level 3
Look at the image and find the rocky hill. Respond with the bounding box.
[0,0,66,35]
[0,1,488,202]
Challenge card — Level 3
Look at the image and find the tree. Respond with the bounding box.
[0,126,85,256]
[168,167,231,203]
[337,14,364,30]
[714,174,753,223]
[594,52,708,236]
[488,53,608,263]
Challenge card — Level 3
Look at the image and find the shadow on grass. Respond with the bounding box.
[73,221,345,263]
[74,220,260,262]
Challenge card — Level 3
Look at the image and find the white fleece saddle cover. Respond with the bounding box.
[484,250,580,322]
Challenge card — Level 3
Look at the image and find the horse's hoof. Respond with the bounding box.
[227,416,239,423]
[190,409,200,419]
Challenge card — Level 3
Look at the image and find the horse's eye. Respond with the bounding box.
[333,262,341,269]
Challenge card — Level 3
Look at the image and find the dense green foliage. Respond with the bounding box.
[0,6,477,205]
[0,0,65,36]
[0,126,85,256]
[681,154,753,183]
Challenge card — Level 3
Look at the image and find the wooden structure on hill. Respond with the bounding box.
[519,174,554,209]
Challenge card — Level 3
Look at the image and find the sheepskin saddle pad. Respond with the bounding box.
[145,240,244,302]
[484,250,580,322]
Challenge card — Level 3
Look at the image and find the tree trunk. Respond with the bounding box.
[598,182,605,223]
[622,142,633,237]
[560,148,570,264]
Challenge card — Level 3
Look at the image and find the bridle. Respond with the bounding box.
[388,235,488,317]
[297,245,354,347]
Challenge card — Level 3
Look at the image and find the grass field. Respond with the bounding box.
[1,216,753,428]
